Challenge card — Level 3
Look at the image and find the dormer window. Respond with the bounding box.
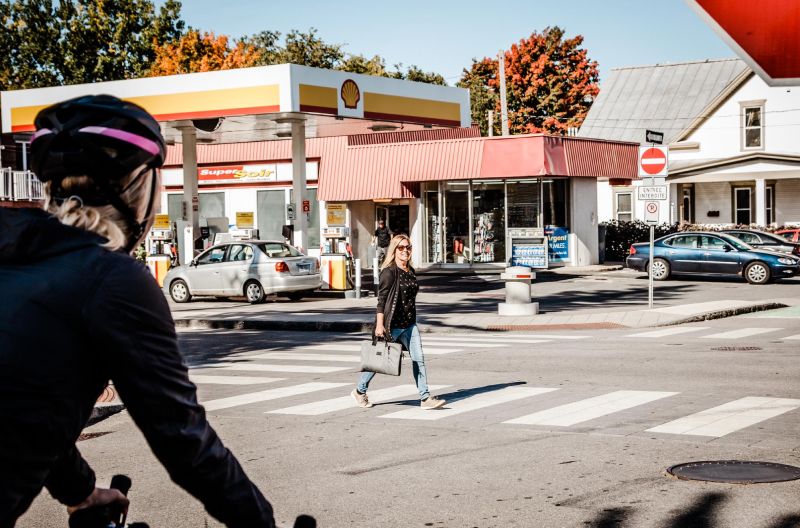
[741,100,765,151]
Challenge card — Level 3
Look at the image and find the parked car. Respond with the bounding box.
[721,229,800,256]
[626,231,800,284]
[164,240,321,303]
[776,228,800,243]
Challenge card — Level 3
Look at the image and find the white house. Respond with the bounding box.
[580,58,800,227]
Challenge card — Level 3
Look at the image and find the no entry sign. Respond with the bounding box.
[638,146,668,177]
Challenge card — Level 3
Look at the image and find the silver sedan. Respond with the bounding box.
[164,241,321,304]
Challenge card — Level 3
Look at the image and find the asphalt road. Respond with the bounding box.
[21,311,800,528]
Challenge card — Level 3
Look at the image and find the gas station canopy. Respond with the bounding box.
[1,63,471,141]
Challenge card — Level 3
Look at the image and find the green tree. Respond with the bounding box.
[0,0,185,90]
[459,27,599,136]
[277,28,344,69]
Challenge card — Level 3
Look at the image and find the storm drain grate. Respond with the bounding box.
[710,346,762,351]
[667,460,800,484]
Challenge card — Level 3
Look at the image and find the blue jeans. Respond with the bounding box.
[358,324,430,400]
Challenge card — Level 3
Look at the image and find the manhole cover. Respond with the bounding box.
[667,460,800,484]
[710,346,762,351]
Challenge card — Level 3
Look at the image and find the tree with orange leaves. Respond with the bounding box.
[148,29,262,76]
[459,27,599,136]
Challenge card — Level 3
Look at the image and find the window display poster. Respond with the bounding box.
[326,203,347,226]
[511,240,548,268]
[545,226,570,263]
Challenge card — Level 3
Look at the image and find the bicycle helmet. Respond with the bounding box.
[30,94,166,251]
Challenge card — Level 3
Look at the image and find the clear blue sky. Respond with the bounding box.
[174,0,733,84]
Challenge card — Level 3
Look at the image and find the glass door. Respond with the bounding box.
[471,181,505,262]
[444,182,469,263]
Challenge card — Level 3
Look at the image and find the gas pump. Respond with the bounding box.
[146,214,175,286]
[320,226,353,291]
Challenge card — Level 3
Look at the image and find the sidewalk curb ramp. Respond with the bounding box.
[657,302,788,327]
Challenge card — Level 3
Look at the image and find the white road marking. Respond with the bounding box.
[300,344,461,355]
[380,387,558,421]
[249,352,360,363]
[699,328,782,340]
[207,362,351,374]
[646,397,800,437]
[203,382,350,411]
[783,334,800,340]
[439,333,588,340]
[268,384,451,416]
[627,327,710,338]
[421,337,550,346]
[504,390,678,426]
[190,375,284,385]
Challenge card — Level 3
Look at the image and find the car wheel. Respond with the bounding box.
[244,280,265,304]
[744,261,771,284]
[169,279,192,303]
[650,258,670,281]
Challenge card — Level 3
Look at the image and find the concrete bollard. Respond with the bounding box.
[354,258,362,299]
[498,265,539,316]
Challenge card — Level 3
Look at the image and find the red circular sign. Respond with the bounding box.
[640,147,667,175]
[646,202,658,214]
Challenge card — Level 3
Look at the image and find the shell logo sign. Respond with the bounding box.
[340,79,360,110]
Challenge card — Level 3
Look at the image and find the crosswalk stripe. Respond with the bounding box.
[699,328,782,339]
[267,384,451,416]
[380,386,557,421]
[203,382,350,411]
[206,362,352,374]
[627,327,709,338]
[421,337,550,346]
[504,390,678,426]
[249,352,360,363]
[190,375,284,385]
[646,397,800,437]
[300,344,461,355]
[783,334,800,340]
[439,333,588,340]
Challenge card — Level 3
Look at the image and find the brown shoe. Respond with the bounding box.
[420,395,446,410]
[351,389,373,408]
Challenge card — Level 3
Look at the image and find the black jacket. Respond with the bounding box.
[0,208,274,528]
[376,264,417,337]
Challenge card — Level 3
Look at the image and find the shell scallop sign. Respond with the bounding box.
[337,79,363,118]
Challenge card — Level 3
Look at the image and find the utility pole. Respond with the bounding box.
[498,51,509,136]
[488,110,494,137]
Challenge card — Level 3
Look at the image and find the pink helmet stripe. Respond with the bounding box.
[31,128,54,142]
[79,126,161,156]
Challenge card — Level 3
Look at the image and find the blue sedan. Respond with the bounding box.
[626,231,800,284]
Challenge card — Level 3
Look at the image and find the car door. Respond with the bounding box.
[664,234,702,272]
[699,235,740,274]
[217,243,254,295]
[187,245,226,294]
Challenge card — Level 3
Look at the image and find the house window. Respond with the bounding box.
[615,192,632,222]
[741,101,765,150]
[733,187,752,225]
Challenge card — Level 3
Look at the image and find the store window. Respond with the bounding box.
[424,188,441,263]
[507,180,541,228]
[444,182,469,263]
[615,192,633,222]
[257,189,286,240]
[471,181,505,263]
[741,101,765,150]
[543,179,568,227]
[167,192,225,222]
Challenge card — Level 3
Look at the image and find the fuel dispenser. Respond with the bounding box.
[146,214,175,286]
[320,226,353,290]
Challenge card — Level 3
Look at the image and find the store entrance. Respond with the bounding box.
[385,205,409,236]
[444,183,469,263]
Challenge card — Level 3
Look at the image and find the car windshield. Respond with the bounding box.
[256,242,303,258]
[717,233,753,251]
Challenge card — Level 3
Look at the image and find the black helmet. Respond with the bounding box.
[30,94,166,250]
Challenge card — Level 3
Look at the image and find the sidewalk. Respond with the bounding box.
[171,265,794,333]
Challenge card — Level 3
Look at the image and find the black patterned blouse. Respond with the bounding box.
[391,265,418,328]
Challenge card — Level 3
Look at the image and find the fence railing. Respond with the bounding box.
[0,169,44,201]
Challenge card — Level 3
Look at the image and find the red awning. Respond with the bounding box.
[164,132,637,202]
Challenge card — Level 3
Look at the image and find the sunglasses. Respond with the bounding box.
[396,244,413,252]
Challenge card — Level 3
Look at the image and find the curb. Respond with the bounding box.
[654,302,789,327]
[174,318,372,333]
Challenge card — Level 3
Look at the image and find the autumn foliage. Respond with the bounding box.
[460,27,600,136]
[148,30,262,76]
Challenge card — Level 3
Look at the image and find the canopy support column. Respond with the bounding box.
[176,120,199,264]
[290,118,308,252]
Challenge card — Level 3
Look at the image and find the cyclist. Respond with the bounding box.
[0,95,275,527]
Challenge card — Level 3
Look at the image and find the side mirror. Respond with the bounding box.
[190,259,198,267]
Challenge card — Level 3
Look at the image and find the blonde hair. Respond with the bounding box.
[43,167,160,252]
[380,234,413,270]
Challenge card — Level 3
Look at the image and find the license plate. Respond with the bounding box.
[298,263,311,273]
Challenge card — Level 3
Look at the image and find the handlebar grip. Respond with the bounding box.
[68,474,130,528]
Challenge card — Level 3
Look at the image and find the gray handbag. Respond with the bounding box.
[360,336,403,376]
